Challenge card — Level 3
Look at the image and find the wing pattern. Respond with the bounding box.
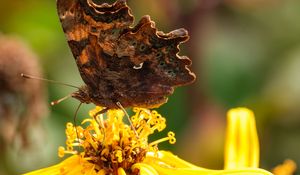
[57,0,196,108]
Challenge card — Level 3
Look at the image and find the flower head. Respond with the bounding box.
[24,107,274,175]
[25,107,176,175]
[60,107,176,174]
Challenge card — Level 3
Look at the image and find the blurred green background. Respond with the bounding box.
[0,0,300,174]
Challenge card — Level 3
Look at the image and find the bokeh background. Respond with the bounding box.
[0,0,300,174]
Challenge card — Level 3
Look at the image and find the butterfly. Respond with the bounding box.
[56,0,196,110]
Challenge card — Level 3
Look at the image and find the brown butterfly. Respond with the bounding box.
[56,0,196,110]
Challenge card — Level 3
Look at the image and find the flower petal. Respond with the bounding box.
[145,151,206,169]
[22,165,61,175]
[224,108,260,169]
[22,155,96,175]
[132,163,159,175]
[144,151,272,175]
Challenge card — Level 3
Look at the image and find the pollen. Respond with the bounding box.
[58,106,175,175]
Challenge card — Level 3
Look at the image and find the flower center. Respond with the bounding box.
[58,107,175,174]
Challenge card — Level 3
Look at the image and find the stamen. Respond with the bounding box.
[58,146,78,158]
[149,132,176,146]
[58,106,175,173]
[118,168,127,175]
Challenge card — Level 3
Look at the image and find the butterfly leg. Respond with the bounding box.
[92,107,109,144]
[116,102,139,138]
[92,107,109,129]
[94,107,109,116]
[73,102,83,154]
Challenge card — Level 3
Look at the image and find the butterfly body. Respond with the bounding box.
[57,0,195,109]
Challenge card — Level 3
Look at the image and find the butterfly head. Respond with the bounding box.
[71,86,92,104]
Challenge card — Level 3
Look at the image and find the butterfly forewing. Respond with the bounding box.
[57,0,196,108]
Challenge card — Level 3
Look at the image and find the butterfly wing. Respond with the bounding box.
[57,0,134,89]
[57,0,195,108]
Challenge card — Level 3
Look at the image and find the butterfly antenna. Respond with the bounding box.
[21,73,80,89]
[116,102,139,138]
[51,94,73,106]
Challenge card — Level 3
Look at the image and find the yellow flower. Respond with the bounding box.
[24,107,273,175]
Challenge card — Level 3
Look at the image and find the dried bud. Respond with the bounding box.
[0,34,48,150]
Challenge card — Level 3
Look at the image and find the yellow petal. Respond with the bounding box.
[22,155,95,175]
[224,108,259,169]
[22,164,61,175]
[145,151,205,169]
[132,163,159,175]
[144,151,272,175]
